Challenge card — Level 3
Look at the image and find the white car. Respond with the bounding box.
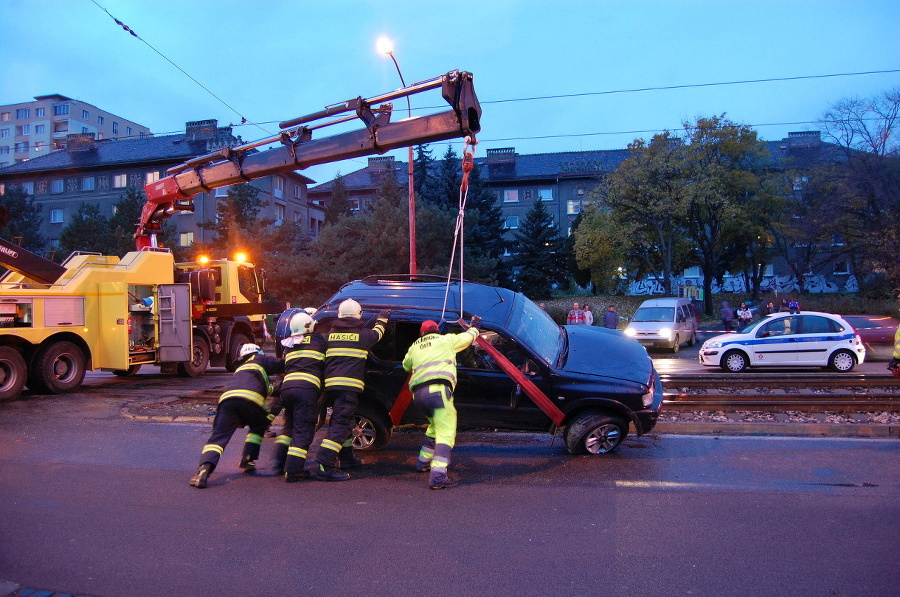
[699,311,865,373]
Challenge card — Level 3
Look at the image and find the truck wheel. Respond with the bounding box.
[226,332,252,372]
[113,365,142,377]
[29,341,86,394]
[0,346,27,401]
[178,335,210,377]
[565,412,628,455]
[351,404,391,451]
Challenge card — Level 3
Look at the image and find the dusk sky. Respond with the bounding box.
[3,0,899,184]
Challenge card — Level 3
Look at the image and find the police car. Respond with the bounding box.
[700,311,866,373]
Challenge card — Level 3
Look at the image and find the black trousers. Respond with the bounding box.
[315,389,359,467]
[199,399,270,471]
[276,386,320,475]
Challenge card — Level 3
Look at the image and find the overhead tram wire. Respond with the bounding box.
[89,0,272,137]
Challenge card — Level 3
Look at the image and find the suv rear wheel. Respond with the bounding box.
[351,404,391,451]
[565,412,628,455]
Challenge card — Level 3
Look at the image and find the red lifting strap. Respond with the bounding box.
[460,138,475,191]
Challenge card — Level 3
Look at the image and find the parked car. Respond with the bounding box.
[840,315,899,361]
[277,275,663,455]
[699,311,865,373]
[624,297,698,352]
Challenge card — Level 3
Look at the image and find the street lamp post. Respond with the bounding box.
[377,37,417,275]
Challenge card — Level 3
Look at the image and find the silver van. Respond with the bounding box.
[624,297,698,352]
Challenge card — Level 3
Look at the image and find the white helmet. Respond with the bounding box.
[338,298,362,319]
[239,343,262,358]
[304,307,317,315]
[289,311,316,336]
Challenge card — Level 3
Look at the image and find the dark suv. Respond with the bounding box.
[276,276,663,455]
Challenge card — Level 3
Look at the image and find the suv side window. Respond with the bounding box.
[369,319,418,363]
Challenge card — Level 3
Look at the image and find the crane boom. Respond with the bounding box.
[138,70,481,248]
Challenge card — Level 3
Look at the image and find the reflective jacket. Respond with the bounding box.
[323,313,388,392]
[402,327,479,391]
[219,353,285,410]
[282,333,326,391]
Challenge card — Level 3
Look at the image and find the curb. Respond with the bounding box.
[653,421,899,438]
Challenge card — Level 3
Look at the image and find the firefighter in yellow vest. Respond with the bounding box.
[272,310,326,482]
[890,288,900,378]
[402,317,480,489]
[189,343,284,489]
[315,299,390,481]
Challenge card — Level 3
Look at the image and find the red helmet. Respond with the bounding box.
[420,320,439,336]
[892,367,900,379]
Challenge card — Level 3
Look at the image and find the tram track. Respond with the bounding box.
[661,372,900,412]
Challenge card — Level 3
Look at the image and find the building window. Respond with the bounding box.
[145,171,160,184]
[0,113,10,121]
[113,174,127,188]
[50,209,64,223]
[274,175,284,199]
[349,199,360,211]
[126,127,132,136]
[36,180,47,194]
[66,178,79,192]
[112,122,119,135]
[34,124,45,134]
[21,182,34,195]
[179,232,194,247]
[0,129,8,138]
[14,142,29,153]
[274,203,285,224]
[82,177,95,191]
[504,215,519,229]
[16,108,30,119]
[567,200,582,215]
[833,261,850,275]
[34,141,46,152]
[82,110,89,120]
[0,146,7,154]
[35,108,45,117]
[53,104,69,116]
[294,185,301,199]
[53,122,68,134]
[51,179,64,194]
[538,188,553,202]
[97,175,109,190]
[97,116,104,125]
[503,189,519,203]
[15,125,30,136]
[0,183,4,194]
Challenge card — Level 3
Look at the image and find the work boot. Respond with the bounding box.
[415,460,431,472]
[238,454,257,473]
[317,464,351,482]
[429,475,459,490]
[189,464,213,489]
[272,460,285,476]
[338,447,365,469]
[285,471,310,483]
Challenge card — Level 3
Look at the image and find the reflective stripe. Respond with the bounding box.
[326,347,368,358]
[284,372,322,388]
[321,438,342,453]
[431,456,449,471]
[202,444,224,455]
[220,388,267,409]
[286,350,325,362]
[287,447,308,458]
[236,361,271,388]
[245,433,263,445]
[324,376,364,390]
[419,448,435,459]
[275,435,291,446]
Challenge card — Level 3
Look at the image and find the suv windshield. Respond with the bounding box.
[506,295,560,365]
[632,307,675,322]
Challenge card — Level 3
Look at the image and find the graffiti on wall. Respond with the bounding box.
[628,274,858,295]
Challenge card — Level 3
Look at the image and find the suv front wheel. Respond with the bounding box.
[565,412,628,455]
[351,404,392,451]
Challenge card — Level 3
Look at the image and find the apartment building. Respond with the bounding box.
[0,119,323,252]
[0,94,152,168]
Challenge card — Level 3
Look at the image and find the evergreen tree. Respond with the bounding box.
[511,200,567,299]
[59,203,116,255]
[324,174,352,225]
[0,185,44,252]
[109,187,145,256]
[199,183,266,256]
[413,144,436,203]
[429,143,462,210]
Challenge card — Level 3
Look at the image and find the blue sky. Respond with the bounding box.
[2,0,899,184]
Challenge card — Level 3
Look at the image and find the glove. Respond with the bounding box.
[470,315,482,330]
[377,309,391,321]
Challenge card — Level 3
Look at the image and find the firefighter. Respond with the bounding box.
[189,343,284,489]
[272,311,325,482]
[314,299,390,481]
[402,317,480,490]
[890,288,900,378]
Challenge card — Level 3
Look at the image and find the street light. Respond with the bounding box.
[377,36,417,275]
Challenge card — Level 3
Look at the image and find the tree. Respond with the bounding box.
[511,200,567,298]
[324,174,352,225]
[427,144,462,210]
[680,115,770,314]
[0,185,44,252]
[199,183,267,256]
[413,144,437,203]
[59,203,116,255]
[109,187,146,256]
[573,201,630,294]
[820,88,900,291]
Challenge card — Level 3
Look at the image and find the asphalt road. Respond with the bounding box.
[1,377,898,597]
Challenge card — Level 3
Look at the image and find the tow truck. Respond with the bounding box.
[0,70,481,400]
